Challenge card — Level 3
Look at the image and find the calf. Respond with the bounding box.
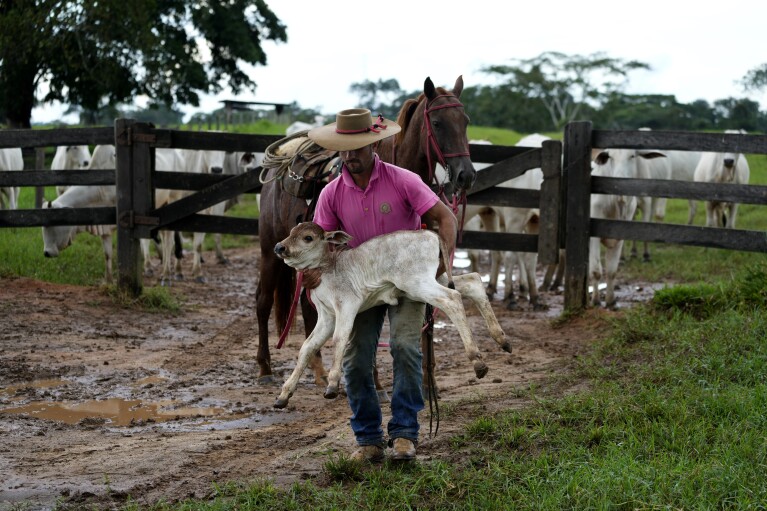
[272,222,508,408]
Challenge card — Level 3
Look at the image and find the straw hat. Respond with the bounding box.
[308,108,401,151]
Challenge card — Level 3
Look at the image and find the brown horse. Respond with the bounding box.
[254,75,476,385]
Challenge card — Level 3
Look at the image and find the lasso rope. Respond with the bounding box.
[259,129,326,185]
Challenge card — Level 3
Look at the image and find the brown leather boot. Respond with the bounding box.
[389,438,416,461]
[350,445,384,463]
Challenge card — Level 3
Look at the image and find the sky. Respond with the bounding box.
[31,0,767,125]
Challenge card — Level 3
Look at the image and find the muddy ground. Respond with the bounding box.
[0,242,659,510]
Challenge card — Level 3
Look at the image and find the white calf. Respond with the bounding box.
[590,148,665,308]
[272,222,508,408]
[52,145,91,196]
[693,131,750,228]
[0,147,23,210]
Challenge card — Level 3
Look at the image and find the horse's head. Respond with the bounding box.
[421,75,475,193]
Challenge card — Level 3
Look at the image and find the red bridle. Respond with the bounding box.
[423,93,471,239]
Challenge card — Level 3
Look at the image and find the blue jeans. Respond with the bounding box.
[342,298,425,447]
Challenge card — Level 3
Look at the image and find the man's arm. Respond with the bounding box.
[422,200,458,270]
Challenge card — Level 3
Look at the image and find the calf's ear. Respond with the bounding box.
[325,230,352,246]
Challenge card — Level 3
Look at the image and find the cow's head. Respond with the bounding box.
[41,200,76,257]
[274,222,352,270]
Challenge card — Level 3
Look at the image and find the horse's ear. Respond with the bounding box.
[424,76,436,100]
[453,75,464,98]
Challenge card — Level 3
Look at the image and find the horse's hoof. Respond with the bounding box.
[257,375,275,384]
[324,387,339,399]
[506,300,520,311]
[501,341,513,353]
[195,276,207,284]
[273,397,289,409]
[532,302,549,312]
[474,360,489,379]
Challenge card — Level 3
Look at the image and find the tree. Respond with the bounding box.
[349,78,402,118]
[741,64,767,92]
[0,0,287,128]
[483,51,650,130]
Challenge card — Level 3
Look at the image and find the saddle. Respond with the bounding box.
[261,131,340,200]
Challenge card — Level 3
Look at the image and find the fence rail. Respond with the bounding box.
[1,119,766,312]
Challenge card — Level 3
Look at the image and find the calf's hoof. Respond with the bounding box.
[324,386,339,399]
[473,360,489,379]
[273,396,290,409]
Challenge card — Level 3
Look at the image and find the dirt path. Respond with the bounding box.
[0,243,656,510]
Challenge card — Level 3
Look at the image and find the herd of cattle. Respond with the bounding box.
[0,128,753,311]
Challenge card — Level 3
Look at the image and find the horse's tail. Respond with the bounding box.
[273,266,297,335]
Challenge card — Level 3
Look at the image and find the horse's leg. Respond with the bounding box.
[255,252,282,383]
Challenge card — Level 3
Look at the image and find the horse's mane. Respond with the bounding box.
[395,86,450,144]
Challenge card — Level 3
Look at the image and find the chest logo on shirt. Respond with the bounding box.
[379,202,392,214]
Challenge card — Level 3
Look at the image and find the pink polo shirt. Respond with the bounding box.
[313,155,439,248]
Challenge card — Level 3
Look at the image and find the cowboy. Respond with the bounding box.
[308,108,458,462]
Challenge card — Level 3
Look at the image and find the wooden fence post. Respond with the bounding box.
[115,119,155,296]
[35,148,46,208]
[537,140,562,265]
[563,121,593,313]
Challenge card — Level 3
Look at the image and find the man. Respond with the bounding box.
[308,108,457,462]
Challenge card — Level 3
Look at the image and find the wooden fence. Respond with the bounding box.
[1,119,766,312]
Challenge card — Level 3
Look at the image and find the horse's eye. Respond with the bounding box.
[303,235,313,242]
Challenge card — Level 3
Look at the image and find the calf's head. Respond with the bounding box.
[274,222,352,270]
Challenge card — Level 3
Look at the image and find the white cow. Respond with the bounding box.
[161,149,227,284]
[285,115,325,137]
[211,151,264,264]
[42,145,118,283]
[590,148,665,308]
[52,145,91,196]
[635,128,702,226]
[0,147,23,210]
[43,145,178,284]
[272,222,509,408]
[693,130,750,228]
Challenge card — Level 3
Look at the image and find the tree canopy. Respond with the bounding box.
[0,0,287,128]
[483,51,650,130]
